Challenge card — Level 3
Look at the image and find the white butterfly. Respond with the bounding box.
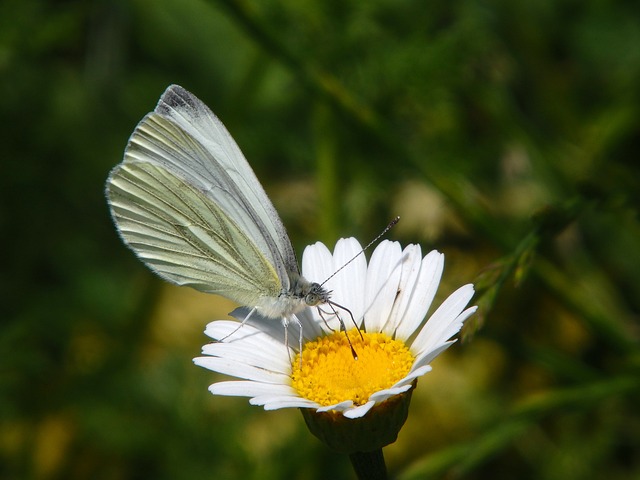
[106,84,333,349]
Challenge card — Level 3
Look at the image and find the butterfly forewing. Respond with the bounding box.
[106,85,300,304]
[153,85,299,281]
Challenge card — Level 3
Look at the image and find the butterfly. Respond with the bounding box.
[106,85,336,351]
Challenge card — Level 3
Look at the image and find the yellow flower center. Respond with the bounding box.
[291,329,414,407]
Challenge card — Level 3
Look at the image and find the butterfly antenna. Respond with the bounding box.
[320,216,400,287]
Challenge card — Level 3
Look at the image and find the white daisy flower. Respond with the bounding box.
[194,238,476,444]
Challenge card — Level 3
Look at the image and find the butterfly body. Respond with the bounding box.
[255,272,330,319]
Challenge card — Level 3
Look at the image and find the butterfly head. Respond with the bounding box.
[287,271,331,307]
[304,282,331,307]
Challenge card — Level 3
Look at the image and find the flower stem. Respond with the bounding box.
[349,449,387,480]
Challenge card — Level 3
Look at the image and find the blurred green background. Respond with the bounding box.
[2,0,640,478]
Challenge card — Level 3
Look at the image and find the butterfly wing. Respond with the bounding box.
[106,85,298,303]
[154,86,299,279]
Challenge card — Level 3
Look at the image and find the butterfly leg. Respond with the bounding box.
[319,302,360,360]
[283,315,304,368]
[316,306,337,332]
[328,300,363,339]
[219,307,258,342]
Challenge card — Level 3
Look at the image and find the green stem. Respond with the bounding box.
[349,449,388,480]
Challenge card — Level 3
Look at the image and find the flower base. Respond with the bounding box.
[299,381,416,455]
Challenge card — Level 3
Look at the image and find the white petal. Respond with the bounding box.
[225,307,287,348]
[328,238,367,329]
[363,241,403,333]
[385,244,423,337]
[263,398,321,410]
[394,250,444,341]
[203,320,283,349]
[193,356,290,384]
[301,242,333,330]
[411,284,475,356]
[302,241,334,284]
[392,365,432,389]
[316,400,353,413]
[208,380,294,398]
[438,306,477,343]
[412,341,457,371]
[202,320,291,366]
[368,384,413,403]
[201,342,290,373]
[343,400,376,419]
[302,238,367,333]
[249,393,318,408]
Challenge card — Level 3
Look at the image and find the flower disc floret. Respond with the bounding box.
[291,329,414,407]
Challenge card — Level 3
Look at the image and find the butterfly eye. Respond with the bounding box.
[305,292,321,306]
[304,287,319,305]
[305,283,329,306]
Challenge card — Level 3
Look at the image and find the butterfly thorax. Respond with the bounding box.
[255,271,330,319]
[287,271,330,306]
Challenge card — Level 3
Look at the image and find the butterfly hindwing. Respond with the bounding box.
[108,159,282,305]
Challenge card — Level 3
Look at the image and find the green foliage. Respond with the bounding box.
[1,0,639,478]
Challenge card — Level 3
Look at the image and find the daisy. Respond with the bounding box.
[194,238,476,452]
